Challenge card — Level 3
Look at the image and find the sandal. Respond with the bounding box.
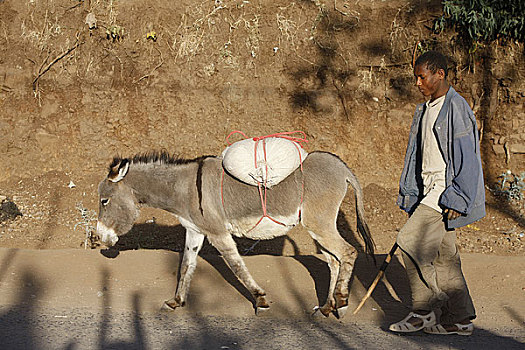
[424,323,473,336]
[389,311,436,333]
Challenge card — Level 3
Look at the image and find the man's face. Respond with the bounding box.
[413,63,444,98]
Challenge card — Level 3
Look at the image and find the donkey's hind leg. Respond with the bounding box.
[164,228,205,310]
[308,228,357,318]
[206,233,269,314]
[332,239,357,319]
[313,244,339,317]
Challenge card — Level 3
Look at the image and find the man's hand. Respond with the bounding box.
[444,208,462,220]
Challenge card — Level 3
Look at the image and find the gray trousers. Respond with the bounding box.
[396,204,476,324]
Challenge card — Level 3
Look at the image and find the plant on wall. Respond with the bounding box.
[433,0,525,45]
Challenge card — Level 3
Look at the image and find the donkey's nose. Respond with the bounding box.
[96,221,119,247]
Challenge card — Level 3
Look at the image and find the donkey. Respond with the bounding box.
[96,151,375,317]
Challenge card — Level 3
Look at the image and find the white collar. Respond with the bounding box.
[427,94,446,108]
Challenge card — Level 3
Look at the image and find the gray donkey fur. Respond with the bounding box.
[96,151,375,317]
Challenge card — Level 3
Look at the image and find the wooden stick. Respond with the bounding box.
[412,41,420,68]
[353,243,398,315]
[32,40,82,91]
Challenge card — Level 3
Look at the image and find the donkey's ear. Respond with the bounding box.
[108,159,130,183]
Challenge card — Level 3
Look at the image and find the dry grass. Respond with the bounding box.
[241,14,261,58]
[74,202,98,249]
[389,7,410,55]
[167,0,266,70]
[388,5,429,64]
[358,67,374,91]
[20,8,62,51]
[276,13,298,48]
[169,1,226,61]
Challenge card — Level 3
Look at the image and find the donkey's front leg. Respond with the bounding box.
[207,233,269,314]
[164,228,205,310]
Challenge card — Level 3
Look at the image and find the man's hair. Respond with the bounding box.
[415,50,448,77]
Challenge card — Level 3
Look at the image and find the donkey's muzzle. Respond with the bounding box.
[96,221,119,247]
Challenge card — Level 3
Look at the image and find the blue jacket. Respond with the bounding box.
[397,86,486,229]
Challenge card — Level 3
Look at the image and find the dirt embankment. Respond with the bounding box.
[0,0,524,257]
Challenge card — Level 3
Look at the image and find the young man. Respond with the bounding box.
[389,51,485,335]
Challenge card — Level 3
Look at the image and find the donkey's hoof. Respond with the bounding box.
[162,299,183,311]
[255,306,270,315]
[161,302,176,312]
[312,306,330,318]
[335,305,349,319]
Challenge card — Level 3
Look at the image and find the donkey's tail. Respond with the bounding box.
[346,169,376,262]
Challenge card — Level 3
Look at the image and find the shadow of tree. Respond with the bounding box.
[97,268,147,350]
[389,74,416,98]
[103,207,377,314]
[111,222,291,256]
[352,253,412,322]
[292,255,329,307]
[200,254,256,309]
[0,269,44,349]
[287,4,361,119]
[476,45,525,230]
[503,305,525,326]
[0,248,17,284]
[0,264,521,349]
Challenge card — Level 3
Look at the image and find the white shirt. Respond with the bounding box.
[420,95,447,212]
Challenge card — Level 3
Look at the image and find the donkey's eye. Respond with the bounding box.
[101,198,110,206]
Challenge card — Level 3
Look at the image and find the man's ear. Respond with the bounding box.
[108,159,130,183]
[437,68,446,80]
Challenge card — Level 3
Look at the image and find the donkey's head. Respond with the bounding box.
[96,158,140,247]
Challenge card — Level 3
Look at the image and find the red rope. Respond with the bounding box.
[225,130,249,146]
[221,131,307,232]
[252,131,308,148]
[221,169,225,206]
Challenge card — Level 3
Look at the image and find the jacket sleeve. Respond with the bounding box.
[439,101,480,214]
[397,105,424,212]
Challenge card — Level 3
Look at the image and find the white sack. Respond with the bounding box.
[222,137,308,187]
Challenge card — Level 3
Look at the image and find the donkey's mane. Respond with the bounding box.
[109,151,213,171]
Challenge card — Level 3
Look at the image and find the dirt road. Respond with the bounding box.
[0,248,523,349]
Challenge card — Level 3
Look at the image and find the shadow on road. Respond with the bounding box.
[109,207,375,307]
[0,269,44,349]
[97,268,147,350]
[0,248,17,285]
[0,263,522,349]
[352,252,412,322]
